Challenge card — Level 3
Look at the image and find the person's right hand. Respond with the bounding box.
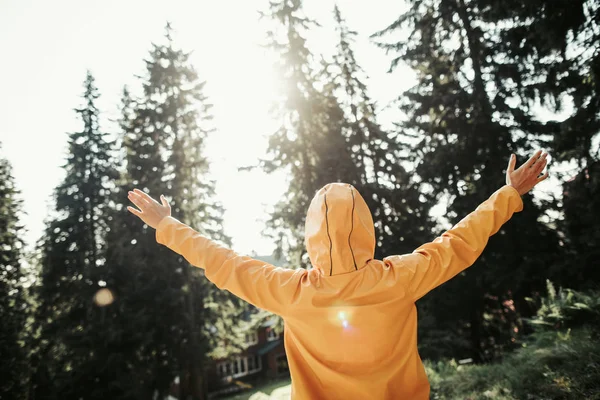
[506,150,549,196]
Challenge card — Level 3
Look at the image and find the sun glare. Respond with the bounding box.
[0,0,405,257]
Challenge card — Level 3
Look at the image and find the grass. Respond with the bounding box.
[223,328,599,400]
[221,377,291,400]
[426,327,600,400]
[225,284,600,399]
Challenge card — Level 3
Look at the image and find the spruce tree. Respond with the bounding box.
[260,0,339,266]
[330,6,432,257]
[561,161,600,286]
[35,71,119,398]
[478,0,598,166]
[103,25,241,400]
[0,146,30,399]
[261,1,431,269]
[475,0,600,288]
[374,0,562,361]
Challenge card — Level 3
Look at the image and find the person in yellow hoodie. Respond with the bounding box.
[127,150,549,399]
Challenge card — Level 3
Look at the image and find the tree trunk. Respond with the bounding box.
[456,0,491,117]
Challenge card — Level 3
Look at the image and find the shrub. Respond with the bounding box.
[426,285,600,400]
[524,280,600,333]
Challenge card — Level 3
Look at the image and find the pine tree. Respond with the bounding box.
[103,25,242,400]
[34,71,119,398]
[329,6,432,257]
[374,0,562,361]
[261,1,431,269]
[259,0,338,266]
[475,0,600,288]
[0,146,30,399]
[478,0,599,166]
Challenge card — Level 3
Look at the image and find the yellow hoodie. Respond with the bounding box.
[156,183,523,399]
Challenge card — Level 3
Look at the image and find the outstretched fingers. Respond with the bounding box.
[523,150,543,169]
[128,191,149,211]
[529,153,548,181]
[534,156,548,174]
[507,154,517,174]
[134,188,159,205]
[127,206,143,217]
[160,195,170,209]
[536,171,549,184]
[128,192,144,208]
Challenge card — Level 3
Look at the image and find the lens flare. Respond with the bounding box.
[94,288,114,307]
[336,310,352,329]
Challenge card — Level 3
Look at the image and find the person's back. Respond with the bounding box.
[281,183,430,399]
[127,151,549,399]
[283,263,430,398]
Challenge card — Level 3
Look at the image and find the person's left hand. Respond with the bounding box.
[127,189,171,229]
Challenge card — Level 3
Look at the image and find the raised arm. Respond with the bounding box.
[127,189,303,316]
[384,150,549,302]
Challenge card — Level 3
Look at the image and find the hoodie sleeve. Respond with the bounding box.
[383,185,524,301]
[155,216,303,315]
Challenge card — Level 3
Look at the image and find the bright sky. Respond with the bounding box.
[0,0,413,256]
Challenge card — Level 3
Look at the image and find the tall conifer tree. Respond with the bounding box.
[475,0,600,287]
[262,2,431,266]
[103,26,242,399]
[35,72,119,398]
[0,146,30,399]
[260,0,336,266]
[374,0,562,360]
[330,6,432,257]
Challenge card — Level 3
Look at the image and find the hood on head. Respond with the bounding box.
[305,183,375,276]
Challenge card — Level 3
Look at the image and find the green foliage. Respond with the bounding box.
[427,286,600,399]
[559,161,600,287]
[4,1,600,397]
[427,327,600,400]
[374,0,565,361]
[33,71,119,399]
[524,280,600,332]
[474,0,600,297]
[261,1,431,267]
[480,0,600,166]
[100,25,245,399]
[329,6,432,257]
[260,0,336,266]
[0,146,31,399]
